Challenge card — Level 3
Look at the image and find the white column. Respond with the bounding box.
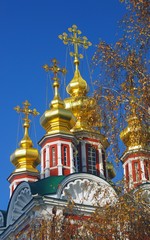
[9,183,13,197]
[81,141,87,172]
[129,160,133,189]
[45,145,50,177]
[70,143,75,173]
[98,147,104,177]
[57,142,62,175]
[140,159,146,181]
[40,149,44,179]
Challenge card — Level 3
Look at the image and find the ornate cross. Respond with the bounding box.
[14,100,39,124]
[43,58,66,100]
[43,58,66,80]
[59,25,92,69]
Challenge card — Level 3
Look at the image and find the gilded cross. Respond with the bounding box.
[43,58,66,100]
[43,58,66,80]
[14,100,39,124]
[59,25,92,69]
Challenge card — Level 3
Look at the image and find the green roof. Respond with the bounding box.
[29,175,66,196]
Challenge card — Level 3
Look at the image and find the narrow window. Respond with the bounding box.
[50,145,57,167]
[133,162,140,182]
[87,145,97,175]
[62,145,69,166]
[63,146,67,166]
[52,147,56,166]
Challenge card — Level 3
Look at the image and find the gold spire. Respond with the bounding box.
[40,58,76,134]
[11,101,40,173]
[59,25,91,97]
[120,74,149,151]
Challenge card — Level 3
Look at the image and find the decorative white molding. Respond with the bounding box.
[7,182,33,226]
[0,212,4,227]
[133,184,150,204]
[57,173,117,206]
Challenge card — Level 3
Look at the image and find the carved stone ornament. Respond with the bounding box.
[7,182,32,226]
[58,174,117,206]
[0,212,4,227]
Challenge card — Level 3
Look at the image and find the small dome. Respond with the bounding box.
[120,113,150,151]
[66,69,89,97]
[11,115,40,173]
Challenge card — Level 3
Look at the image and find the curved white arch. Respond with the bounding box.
[7,182,32,226]
[57,173,117,206]
[133,183,150,204]
[0,212,5,227]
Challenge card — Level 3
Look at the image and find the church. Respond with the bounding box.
[0,25,149,239]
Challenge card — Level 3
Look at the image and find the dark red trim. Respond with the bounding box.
[82,137,101,143]
[40,136,73,148]
[125,163,129,183]
[144,160,150,180]
[9,173,38,182]
[122,152,150,163]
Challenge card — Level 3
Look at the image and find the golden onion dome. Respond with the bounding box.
[40,98,76,135]
[64,96,95,131]
[40,59,76,135]
[11,101,40,173]
[120,97,150,151]
[66,69,89,97]
[120,113,150,151]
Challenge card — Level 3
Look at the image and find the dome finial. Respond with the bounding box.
[41,58,76,134]
[14,100,39,148]
[43,58,66,104]
[59,25,91,97]
[59,25,92,70]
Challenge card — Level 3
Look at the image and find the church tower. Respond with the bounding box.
[120,77,150,191]
[59,25,114,180]
[8,100,40,196]
[39,59,77,178]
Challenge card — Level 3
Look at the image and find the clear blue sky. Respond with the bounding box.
[0,0,126,210]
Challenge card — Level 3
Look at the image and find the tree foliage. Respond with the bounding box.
[91,0,150,164]
[16,190,150,240]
